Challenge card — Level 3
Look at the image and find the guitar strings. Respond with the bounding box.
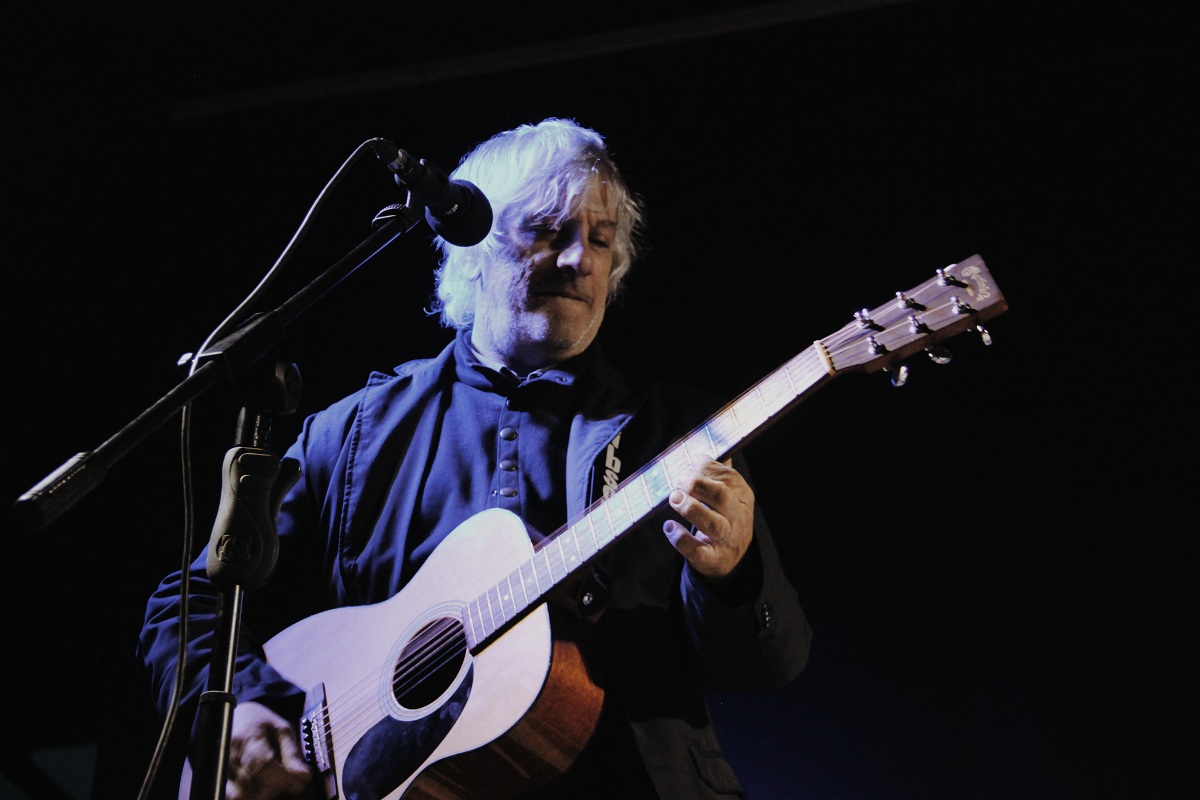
[311,617,471,747]
[321,290,956,737]
[298,279,968,755]
[308,361,844,750]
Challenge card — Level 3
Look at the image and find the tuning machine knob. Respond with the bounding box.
[925,345,953,365]
[884,363,909,388]
[937,267,968,288]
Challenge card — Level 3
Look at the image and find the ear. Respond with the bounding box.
[463,257,482,282]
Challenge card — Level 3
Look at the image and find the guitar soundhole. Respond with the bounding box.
[393,616,467,710]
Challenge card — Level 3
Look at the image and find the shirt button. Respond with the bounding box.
[499,427,517,440]
[500,459,517,472]
[499,487,518,498]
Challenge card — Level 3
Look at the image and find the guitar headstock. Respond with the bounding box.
[819,254,1008,374]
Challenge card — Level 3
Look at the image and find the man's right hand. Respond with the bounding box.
[183,700,314,800]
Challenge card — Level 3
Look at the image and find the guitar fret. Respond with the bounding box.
[498,575,517,620]
[533,550,554,595]
[574,520,599,560]
[790,352,821,388]
[661,446,689,487]
[586,512,610,550]
[593,504,617,548]
[642,461,670,503]
[681,435,704,464]
[486,585,506,628]
[706,413,739,455]
[467,598,486,644]
[605,493,632,533]
[637,471,654,511]
[545,539,567,583]
[754,384,778,420]
[782,360,801,394]
[562,529,584,568]
[757,375,788,409]
[510,564,530,608]
[752,385,769,417]
[619,483,643,522]
[520,560,540,600]
[556,537,572,579]
[481,591,498,634]
[731,395,767,432]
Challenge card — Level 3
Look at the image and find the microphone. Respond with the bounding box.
[371,139,492,246]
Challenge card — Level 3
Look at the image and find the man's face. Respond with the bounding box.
[471,183,617,373]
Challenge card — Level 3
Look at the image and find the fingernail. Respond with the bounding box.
[669,490,684,505]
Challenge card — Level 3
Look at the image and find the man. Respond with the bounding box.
[141,118,811,799]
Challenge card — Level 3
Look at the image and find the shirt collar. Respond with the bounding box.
[454,328,589,391]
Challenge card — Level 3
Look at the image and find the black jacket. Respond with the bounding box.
[141,334,811,799]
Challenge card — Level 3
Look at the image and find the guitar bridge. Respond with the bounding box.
[300,683,339,799]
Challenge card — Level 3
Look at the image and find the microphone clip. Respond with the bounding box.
[369,138,492,246]
[370,140,448,207]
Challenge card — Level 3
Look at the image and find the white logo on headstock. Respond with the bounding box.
[960,265,993,301]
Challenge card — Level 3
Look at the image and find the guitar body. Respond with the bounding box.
[183,509,603,800]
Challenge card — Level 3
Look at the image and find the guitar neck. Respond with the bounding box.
[461,254,1007,652]
[461,344,834,651]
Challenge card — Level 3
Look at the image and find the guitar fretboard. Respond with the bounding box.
[462,344,832,651]
[460,254,1006,652]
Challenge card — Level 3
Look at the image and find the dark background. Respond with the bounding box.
[2,1,1191,798]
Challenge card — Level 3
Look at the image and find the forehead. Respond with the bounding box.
[512,171,618,222]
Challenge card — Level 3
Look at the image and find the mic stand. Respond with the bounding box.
[12,195,428,800]
[13,201,425,532]
[189,360,302,800]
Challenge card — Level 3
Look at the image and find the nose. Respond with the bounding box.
[556,227,592,275]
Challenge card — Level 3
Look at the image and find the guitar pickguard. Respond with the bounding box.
[343,664,474,800]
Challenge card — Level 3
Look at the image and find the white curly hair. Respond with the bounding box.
[431,118,643,329]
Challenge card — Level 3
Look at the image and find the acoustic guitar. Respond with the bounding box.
[188,255,1007,800]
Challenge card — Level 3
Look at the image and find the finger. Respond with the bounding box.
[255,759,311,798]
[679,462,728,501]
[240,726,311,797]
[225,755,257,800]
[668,489,729,543]
[663,518,709,563]
[238,731,280,777]
[276,728,315,789]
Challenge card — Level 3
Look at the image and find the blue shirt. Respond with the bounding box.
[406,332,585,582]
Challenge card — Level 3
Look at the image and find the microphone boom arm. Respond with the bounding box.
[12,205,425,533]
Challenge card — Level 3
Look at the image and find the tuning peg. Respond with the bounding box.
[937,267,968,288]
[925,346,953,365]
[951,296,976,315]
[854,308,883,331]
[884,364,909,388]
[908,315,932,335]
[896,291,926,311]
[976,324,994,346]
